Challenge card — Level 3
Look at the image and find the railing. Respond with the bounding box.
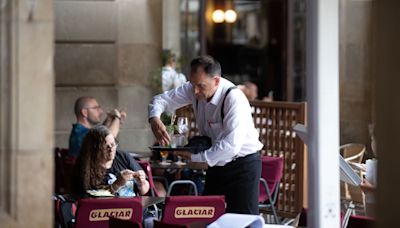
[250,100,307,218]
[176,101,307,218]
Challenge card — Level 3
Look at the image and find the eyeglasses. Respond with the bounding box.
[106,142,119,151]
[106,138,119,150]
[85,105,102,110]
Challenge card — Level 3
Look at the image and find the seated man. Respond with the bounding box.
[238,81,258,101]
[68,96,126,159]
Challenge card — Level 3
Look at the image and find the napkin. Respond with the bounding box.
[87,189,114,197]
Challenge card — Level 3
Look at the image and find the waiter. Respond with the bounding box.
[148,55,262,214]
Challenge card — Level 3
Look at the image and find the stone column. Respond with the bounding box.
[0,0,54,227]
[162,0,181,55]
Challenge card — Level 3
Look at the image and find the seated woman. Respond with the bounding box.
[71,125,149,196]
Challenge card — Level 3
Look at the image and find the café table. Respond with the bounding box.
[149,146,208,191]
[150,161,208,170]
[140,196,165,208]
[126,150,152,159]
[150,160,207,183]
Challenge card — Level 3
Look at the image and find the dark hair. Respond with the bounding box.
[73,125,111,192]
[190,55,221,77]
[74,96,95,117]
[162,49,176,66]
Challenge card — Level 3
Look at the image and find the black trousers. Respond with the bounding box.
[203,152,261,215]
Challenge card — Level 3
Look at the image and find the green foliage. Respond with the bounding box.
[165,124,178,134]
[160,113,171,125]
[150,67,162,95]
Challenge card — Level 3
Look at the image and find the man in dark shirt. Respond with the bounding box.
[68,96,126,158]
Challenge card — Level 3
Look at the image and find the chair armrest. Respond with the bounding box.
[167,180,198,196]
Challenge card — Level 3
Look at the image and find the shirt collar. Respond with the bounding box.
[209,78,226,106]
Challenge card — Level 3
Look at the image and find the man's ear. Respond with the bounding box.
[214,76,221,86]
[81,108,88,118]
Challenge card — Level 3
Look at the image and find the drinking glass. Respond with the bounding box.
[177,117,189,143]
[160,150,168,165]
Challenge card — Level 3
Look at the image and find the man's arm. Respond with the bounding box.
[104,109,127,138]
[148,84,193,145]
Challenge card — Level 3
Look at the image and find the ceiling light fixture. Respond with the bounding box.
[212,9,225,23]
[224,9,237,23]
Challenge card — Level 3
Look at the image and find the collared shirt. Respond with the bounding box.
[149,77,263,167]
[68,123,89,158]
[161,66,187,92]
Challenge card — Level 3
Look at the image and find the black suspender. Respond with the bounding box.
[195,86,237,123]
[220,86,237,121]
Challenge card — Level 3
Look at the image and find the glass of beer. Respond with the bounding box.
[160,150,168,165]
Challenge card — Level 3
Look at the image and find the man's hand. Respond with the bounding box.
[108,109,127,122]
[120,110,127,122]
[149,117,170,146]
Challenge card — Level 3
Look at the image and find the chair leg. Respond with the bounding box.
[260,178,281,224]
[270,203,280,224]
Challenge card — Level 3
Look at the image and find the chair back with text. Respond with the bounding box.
[346,215,376,228]
[109,217,141,228]
[161,195,225,225]
[74,197,143,228]
[258,156,284,223]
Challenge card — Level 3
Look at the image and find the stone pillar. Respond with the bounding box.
[0,0,54,227]
[162,0,181,55]
[339,0,374,148]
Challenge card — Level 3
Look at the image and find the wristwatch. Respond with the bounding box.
[113,109,121,120]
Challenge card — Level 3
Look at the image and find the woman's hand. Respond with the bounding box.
[110,169,135,193]
[115,169,135,186]
[133,170,147,185]
[360,180,376,194]
[133,170,150,195]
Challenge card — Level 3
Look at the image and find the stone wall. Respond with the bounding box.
[54,0,162,153]
[339,0,374,153]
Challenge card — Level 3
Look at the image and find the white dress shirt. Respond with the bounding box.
[149,77,263,167]
[161,66,187,92]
